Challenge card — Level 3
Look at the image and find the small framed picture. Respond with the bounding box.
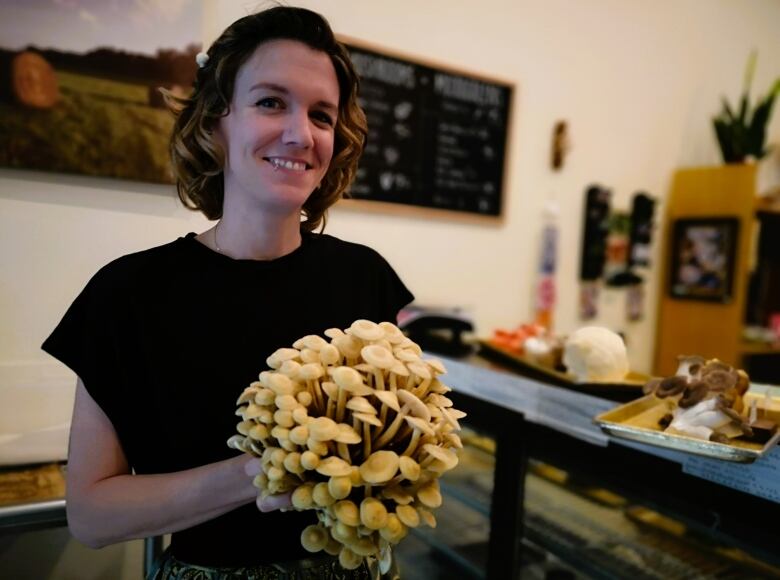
[669,217,739,303]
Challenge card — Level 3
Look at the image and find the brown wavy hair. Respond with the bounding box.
[165,6,367,232]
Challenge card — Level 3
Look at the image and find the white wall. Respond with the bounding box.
[3,0,780,386]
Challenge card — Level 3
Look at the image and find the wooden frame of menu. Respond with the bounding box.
[336,35,515,224]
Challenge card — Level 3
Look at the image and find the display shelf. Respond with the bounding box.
[739,341,780,355]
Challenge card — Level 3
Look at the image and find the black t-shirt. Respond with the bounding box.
[42,231,414,567]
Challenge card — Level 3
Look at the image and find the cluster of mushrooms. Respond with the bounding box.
[643,356,753,442]
[227,320,465,571]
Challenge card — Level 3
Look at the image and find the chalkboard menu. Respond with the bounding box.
[343,41,513,217]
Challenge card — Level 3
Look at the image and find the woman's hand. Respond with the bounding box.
[244,458,294,512]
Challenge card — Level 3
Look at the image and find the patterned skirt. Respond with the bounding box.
[147,548,398,580]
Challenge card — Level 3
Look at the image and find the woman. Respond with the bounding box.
[42,6,413,578]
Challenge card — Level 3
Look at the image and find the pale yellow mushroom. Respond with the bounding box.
[331,366,365,422]
[248,423,270,442]
[346,396,377,415]
[324,327,345,339]
[270,425,290,442]
[300,348,320,364]
[236,386,259,405]
[328,475,352,500]
[373,389,430,450]
[426,358,447,375]
[321,381,339,419]
[441,408,466,431]
[428,379,452,394]
[334,423,362,462]
[319,343,341,367]
[283,452,304,475]
[349,465,363,486]
[352,412,382,458]
[296,390,313,407]
[226,434,247,452]
[420,443,459,473]
[270,448,287,467]
[379,321,405,344]
[306,438,328,456]
[266,347,300,370]
[361,344,396,370]
[360,497,389,530]
[417,507,437,528]
[267,373,295,396]
[426,393,453,408]
[266,465,285,482]
[308,416,339,441]
[292,406,310,425]
[315,456,353,478]
[331,520,359,544]
[333,499,361,526]
[395,504,420,528]
[295,334,329,351]
[359,450,399,484]
[273,410,294,428]
[236,420,254,436]
[416,479,442,508]
[278,359,301,380]
[243,403,265,421]
[399,455,421,482]
[252,472,268,491]
[338,546,363,570]
[324,534,342,556]
[350,536,379,557]
[349,319,384,342]
[402,415,436,457]
[332,334,362,363]
[300,450,320,470]
[444,433,463,449]
[312,482,336,507]
[379,513,407,544]
[275,394,299,411]
[254,387,275,406]
[300,524,329,552]
[291,482,315,509]
[374,390,400,429]
[289,425,309,446]
[381,486,414,505]
[298,363,325,411]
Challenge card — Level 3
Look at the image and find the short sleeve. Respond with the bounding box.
[41,268,122,423]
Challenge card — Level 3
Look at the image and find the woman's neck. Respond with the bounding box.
[203,209,303,261]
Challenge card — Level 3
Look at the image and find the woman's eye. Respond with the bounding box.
[255,97,282,109]
[312,111,334,126]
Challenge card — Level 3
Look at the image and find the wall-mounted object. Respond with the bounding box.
[669,217,740,303]
[341,39,513,218]
[578,185,611,318]
[550,120,570,171]
[0,2,201,183]
[628,192,656,268]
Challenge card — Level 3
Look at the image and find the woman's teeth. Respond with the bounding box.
[268,158,307,171]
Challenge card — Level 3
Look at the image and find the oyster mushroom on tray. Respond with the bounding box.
[228,319,466,572]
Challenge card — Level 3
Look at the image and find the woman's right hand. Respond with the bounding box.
[244,458,294,512]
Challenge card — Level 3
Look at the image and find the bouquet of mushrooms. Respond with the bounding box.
[643,356,752,442]
[228,320,466,572]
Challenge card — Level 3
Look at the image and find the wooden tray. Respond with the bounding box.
[594,395,780,463]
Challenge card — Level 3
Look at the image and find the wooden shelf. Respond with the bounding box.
[740,341,780,356]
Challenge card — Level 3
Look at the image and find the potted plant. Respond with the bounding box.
[713,51,780,164]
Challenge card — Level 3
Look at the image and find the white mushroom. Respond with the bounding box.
[349,319,385,342]
[373,389,431,450]
[266,348,300,370]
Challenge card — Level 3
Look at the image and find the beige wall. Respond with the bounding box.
[2,1,780,576]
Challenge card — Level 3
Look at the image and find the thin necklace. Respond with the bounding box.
[213,221,222,253]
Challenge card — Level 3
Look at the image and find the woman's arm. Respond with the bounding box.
[66,378,260,549]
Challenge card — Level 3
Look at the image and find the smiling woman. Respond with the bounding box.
[41,5,412,580]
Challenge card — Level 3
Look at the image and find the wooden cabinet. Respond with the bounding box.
[654,164,780,377]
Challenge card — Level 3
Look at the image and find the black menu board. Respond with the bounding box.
[343,41,513,217]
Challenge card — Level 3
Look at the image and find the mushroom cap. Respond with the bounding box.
[360,497,389,530]
[278,359,301,379]
[298,362,325,380]
[273,410,294,428]
[236,420,253,436]
[270,425,290,441]
[283,452,304,474]
[395,504,420,528]
[444,433,463,449]
[334,423,362,444]
[389,360,410,377]
[312,482,336,507]
[399,455,421,482]
[299,334,329,351]
[379,321,405,343]
[236,387,258,405]
[324,327,345,339]
[331,366,364,390]
[319,344,341,366]
[292,406,310,425]
[296,391,313,407]
[333,499,360,526]
[353,412,383,427]
[308,416,339,441]
[382,485,414,505]
[405,415,435,436]
[418,507,437,528]
[248,423,269,441]
[346,397,377,415]
[374,390,401,412]
[394,350,421,364]
[333,334,363,359]
[426,358,447,375]
[426,393,453,408]
[349,319,385,341]
[275,394,299,411]
[291,483,315,509]
[422,444,458,470]
[300,524,329,552]
[397,389,431,421]
[328,475,353,500]
[350,536,380,557]
[300,450,320,470]
[361,344,396,370]
[407,361,432,380]
[267,348,300,369]
[254,388,275,406]
[338,546,363,570]
[300,348,320,364]
[379,513,406,544]
[316,456,353,477]
[359,450,399,484]
[267,373,295,396]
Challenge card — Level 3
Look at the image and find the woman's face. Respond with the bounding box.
[218,39,339,215]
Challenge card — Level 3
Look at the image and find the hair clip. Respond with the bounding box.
[196,51,210,68]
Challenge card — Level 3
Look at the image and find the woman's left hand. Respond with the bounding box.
[244,458,294,512]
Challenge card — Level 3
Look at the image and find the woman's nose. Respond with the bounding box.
[282,110,314,149]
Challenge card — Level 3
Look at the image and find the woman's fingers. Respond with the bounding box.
[244,458,263,477]
[256,491,293,513]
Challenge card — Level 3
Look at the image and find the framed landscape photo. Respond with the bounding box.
[669,217,739,303]
[0,0,202,184]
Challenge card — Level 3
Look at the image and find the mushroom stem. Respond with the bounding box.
[336,387,347,423]
[373,371,385,392]
[402,429,422,457]
[373,408,408,449]
[413,378,432,399]
[337,442,351,462]
[363,421,371,459]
